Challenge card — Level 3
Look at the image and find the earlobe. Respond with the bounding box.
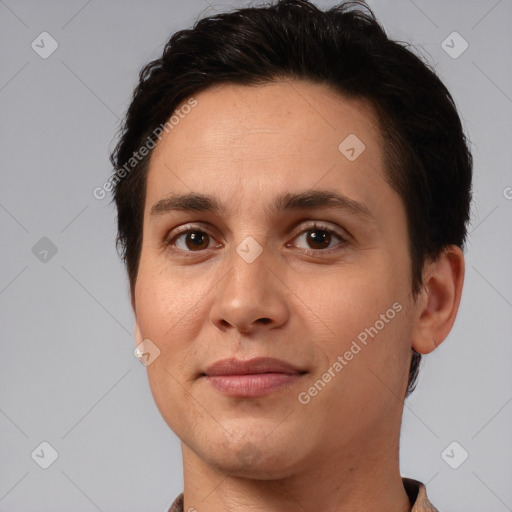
[411,245,465,355]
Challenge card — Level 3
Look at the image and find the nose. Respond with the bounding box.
[209,238,289,334]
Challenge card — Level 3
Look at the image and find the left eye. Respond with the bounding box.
[291,225,347,252]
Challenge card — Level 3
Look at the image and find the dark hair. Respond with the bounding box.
[109,0,473,397]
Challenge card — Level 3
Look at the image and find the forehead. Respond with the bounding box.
[145,80,389,218]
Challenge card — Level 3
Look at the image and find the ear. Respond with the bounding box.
[411,245,465,354]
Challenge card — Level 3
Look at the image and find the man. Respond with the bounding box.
[109,1,472,510]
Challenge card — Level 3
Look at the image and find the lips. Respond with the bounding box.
[204,357,304,376]
[203,357,307,398]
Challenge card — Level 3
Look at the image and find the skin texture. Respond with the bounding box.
[132,80,465,512]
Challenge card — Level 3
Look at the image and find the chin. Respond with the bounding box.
[197,433,307,479]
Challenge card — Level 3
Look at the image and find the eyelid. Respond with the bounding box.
[165,221,219,240]
[290,220,349,242]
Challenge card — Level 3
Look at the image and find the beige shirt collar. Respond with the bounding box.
[167,477,439,512]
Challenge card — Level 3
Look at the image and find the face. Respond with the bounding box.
[133,80,417,478]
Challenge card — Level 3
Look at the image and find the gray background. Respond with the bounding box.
[1,0,511,511]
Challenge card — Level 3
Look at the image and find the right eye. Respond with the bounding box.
[164,227,221,254]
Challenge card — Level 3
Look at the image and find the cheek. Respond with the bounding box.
[133,258,211,385]
[297,261,410,393]
[293,261,397,339]
[134,262,207,430]
[135,253,206,332]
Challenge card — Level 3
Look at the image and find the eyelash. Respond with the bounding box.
[164,222,349,257]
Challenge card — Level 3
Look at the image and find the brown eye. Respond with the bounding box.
[173,230,213,251]
[292,223,347,253]
[306,229,332,250]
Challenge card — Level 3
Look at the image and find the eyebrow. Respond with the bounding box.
[150,190,376,222]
